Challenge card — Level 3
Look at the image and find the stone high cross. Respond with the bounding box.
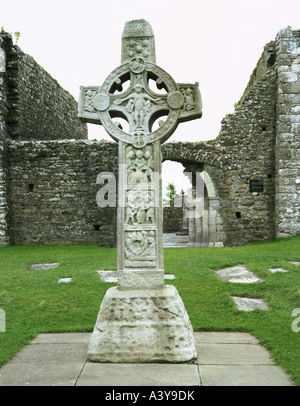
[78,19,202,362]
[79,19,202,291]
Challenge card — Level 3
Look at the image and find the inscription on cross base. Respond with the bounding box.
[78,19,202,290]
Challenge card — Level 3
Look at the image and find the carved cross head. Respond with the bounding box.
[78,19,202,148]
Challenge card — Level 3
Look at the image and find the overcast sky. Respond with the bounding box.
[2,0,300,191]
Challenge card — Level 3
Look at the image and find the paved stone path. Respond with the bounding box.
[0,332,294,386]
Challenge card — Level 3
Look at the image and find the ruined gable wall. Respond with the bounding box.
[161,46,278,246]
[217,43,277,245]
[0,32,87,140]
[0,32,89,245]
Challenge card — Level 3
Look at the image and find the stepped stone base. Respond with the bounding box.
[88,285,197,363]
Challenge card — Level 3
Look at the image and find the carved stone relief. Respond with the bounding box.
[79,59,202,148]
[125,189,155,227]
[126,144,153,183]
[125,230,156,259]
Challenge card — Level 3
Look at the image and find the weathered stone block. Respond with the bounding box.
[292,123,300,136]
[88,285,197,363]
[278,71,298,83]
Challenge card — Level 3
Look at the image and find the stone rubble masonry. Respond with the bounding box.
[0,144,9,246]
[8,140,118,246]
[0,32,87,141]
[1,28,300,247]
[275,27,300,238]
[0,32,87,245]
[163,205,183,234]
[0,34,10,245]
[216,40,277,245]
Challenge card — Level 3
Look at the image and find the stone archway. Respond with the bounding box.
[161,142,224,247]
[184,170,224,247]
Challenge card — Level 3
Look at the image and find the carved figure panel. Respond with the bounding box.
[179,83,203,120]
[112,73,164,135]
[125,230,156,259]
[126,144,153,184]
[125,188,155,227]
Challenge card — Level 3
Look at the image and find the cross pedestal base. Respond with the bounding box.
[88,285,197,363]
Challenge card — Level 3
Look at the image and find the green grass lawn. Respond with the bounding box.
[0,236,300,385]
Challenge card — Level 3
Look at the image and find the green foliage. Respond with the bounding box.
[0,237,300,385]
[234,101,240,110]
[0,27,21,44]
[164,182,183,205]
[14,31,21,44]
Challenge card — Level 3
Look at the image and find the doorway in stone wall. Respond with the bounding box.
[186,170,224,247]
[162,160,190,247]
[162,161,224,247]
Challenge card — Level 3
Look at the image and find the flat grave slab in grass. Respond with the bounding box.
[29,263,59,270]
[215,265,263,283]
[232,296,269,311]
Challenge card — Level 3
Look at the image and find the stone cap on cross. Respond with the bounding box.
[78,19,202,148]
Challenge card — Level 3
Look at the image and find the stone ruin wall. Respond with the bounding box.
[0,32,88,245]
[216,41,277,245]
[0,34,11,245]
[8,140,118,246]
[0,32,88,141]
[1,28,300,247]
[275,28,300,238]
[163,205,183,234]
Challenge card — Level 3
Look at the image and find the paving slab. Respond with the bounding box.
[0,332,294,386]
[8,342,87,364]
[31,333,91,344]
[76,362,200,386]
[199,365,294,386]
[194,331,259,344]
[196,343,273,365]
[0,362,83,386]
